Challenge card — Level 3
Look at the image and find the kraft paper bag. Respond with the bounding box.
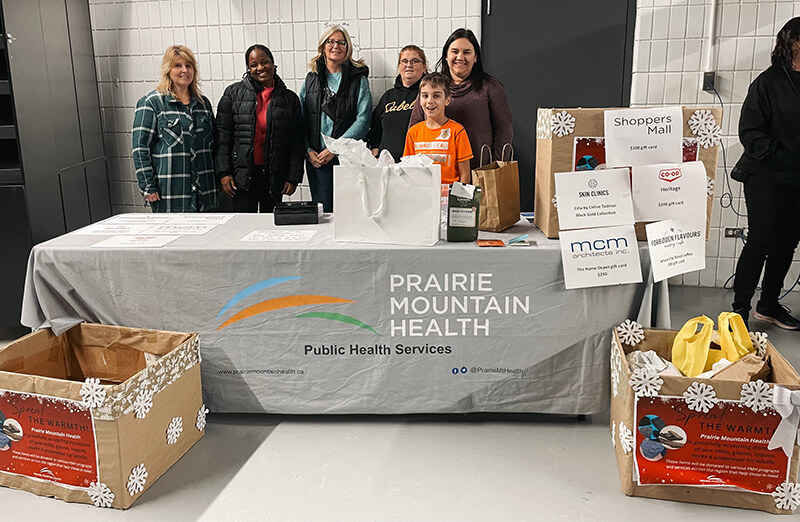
[333,165,441,246]
[472,144,520,232]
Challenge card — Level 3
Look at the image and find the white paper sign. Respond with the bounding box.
[646,219,706,282]
[559,225,642,289]
[604,106,683,167]
[103,214,172,224]
[90,235,178,248]
[70,224,154,235]
[554,169,635,230]
[240,230,318,242]
[165,214,235,225]
[632,161,707,222]
[143,224,217,235]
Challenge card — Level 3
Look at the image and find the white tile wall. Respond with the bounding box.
[89,0,482,212]
[632,0,800,292]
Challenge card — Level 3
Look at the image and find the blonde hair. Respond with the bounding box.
[308,25,366,73]
[397,45,429,74]
[157,45,205,106]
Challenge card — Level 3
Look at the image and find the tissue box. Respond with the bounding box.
[610,321,800,514]
[0,324,204,509]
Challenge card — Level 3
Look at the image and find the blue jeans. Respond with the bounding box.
[306,159,335,212]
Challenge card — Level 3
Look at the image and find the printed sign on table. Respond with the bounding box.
[632,161,707,222]
[554,169,635,230]
[0,389,98,488]
[634,396,790,493]
[559,225,642,289]
[646,219,706,282]
[604,106,683,168]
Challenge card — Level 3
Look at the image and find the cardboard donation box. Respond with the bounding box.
[610,320,800,514]
[0,324,205,509]
[535,107,722,239]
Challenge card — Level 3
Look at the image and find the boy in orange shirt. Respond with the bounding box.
[403,73,473,184]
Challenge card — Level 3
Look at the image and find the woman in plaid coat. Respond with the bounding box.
[132,45,218,212]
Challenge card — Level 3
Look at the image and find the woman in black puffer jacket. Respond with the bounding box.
[215,44,305,212]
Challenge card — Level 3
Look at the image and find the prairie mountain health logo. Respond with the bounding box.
[215,276,377,334]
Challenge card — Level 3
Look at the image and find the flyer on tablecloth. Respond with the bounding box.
[240,230,318,242]
[143,224,217,235]
[558,225,642,289]
[604,106,683,167]
[0,389,98,488]
[165,214,235,225]
[554,169,635,230]
[70,224,154,236]
[102,214,172,225]
[90,235,178,248]
[634,396,791,494]
[632,161,707,222]
[646,219,706,282]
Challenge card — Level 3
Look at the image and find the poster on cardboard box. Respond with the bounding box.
[632,161,707,222]
[634,396,790,494]
[572,137,699,172]
[646,219,706,282]
[554,169,635,230]
[604,106,683,168]
[558,225,642,289]
[0,389,98,489]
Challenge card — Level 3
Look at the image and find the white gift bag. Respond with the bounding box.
[333,165,441,246]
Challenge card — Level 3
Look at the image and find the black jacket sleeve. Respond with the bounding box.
[215,86,235,180]
[739,76,798,168]
[287,93,306,186]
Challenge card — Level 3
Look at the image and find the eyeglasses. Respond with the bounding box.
[325,39,348,48]
[400,59,423,66]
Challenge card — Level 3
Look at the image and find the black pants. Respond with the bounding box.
[732,175,800,312]
[231,165,282,213]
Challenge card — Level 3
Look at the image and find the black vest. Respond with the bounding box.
[303,59,369,152]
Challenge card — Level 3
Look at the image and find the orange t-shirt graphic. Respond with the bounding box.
[403,119,473,184]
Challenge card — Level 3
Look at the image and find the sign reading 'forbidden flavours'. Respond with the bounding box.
[0,390,98,488]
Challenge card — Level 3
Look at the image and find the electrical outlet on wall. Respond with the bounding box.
[724,227,746,238]
[702,72,716,92]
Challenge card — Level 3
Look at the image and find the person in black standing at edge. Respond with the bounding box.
[215,44,305,212]
[367,45,428,160]
[731,17,800,330]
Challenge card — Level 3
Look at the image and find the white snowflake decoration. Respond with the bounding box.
[196,404,209,432]
[707,176,715,197]
[740,380,772,412]
[166,417,183,445]
[610,340,622,399]
[126,463,148,496]
[629,368,663,397]
[87,481,114,508]
[611,422,616,447]
[750,331,768,358]
[551,194,558,209]
[80,378,107,408]
[772,482,800,511]
[697,124,722,149]
[619,422,634,455]
[133,387,153,419]
[616,319,645,346]
[688,109,717,135]
[683,382,719,413]
[551,110,576,138]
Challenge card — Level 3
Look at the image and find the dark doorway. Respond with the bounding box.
[481,0,637,211]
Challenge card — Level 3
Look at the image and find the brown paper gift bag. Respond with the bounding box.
[472,144,521,232]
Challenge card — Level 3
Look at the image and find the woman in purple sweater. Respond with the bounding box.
[408,28,513,168]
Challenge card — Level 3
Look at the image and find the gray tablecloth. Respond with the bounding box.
[21,215,669,414]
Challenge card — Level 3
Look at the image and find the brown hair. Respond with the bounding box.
[156,45,205,106]
[308,25,366,73]
[397,45,428,73]
[420,72,452,98]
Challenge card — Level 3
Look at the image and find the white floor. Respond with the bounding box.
[1,287,799,521]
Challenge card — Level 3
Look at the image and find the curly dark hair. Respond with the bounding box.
[771,17,800,66]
